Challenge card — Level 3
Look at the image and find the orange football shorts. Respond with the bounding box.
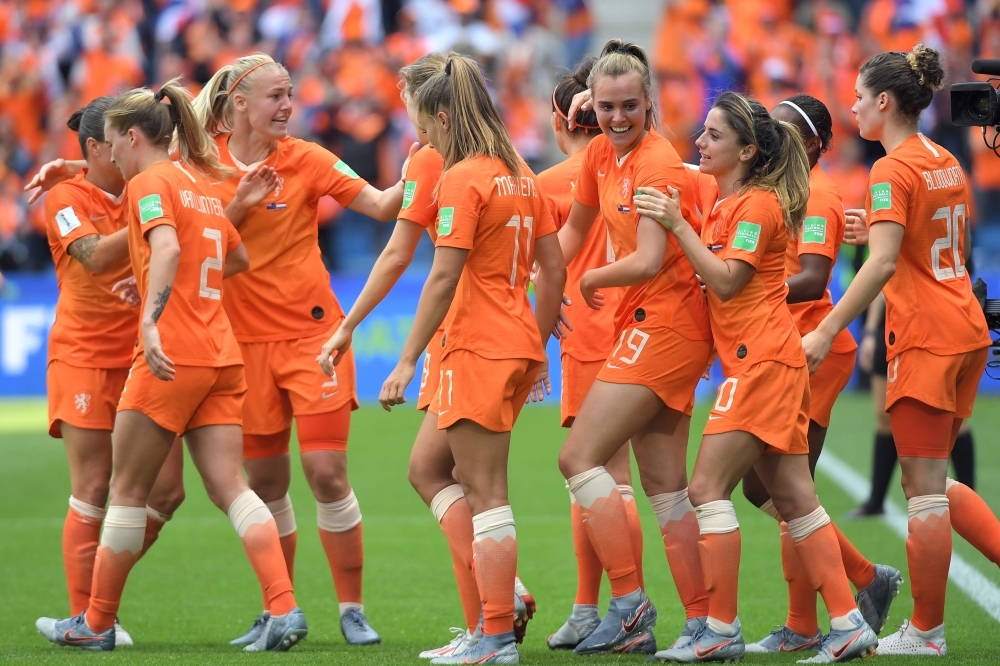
[885,346,987,419]
[239,325,359,437]
[808,349,856,428]
[560,354,604,427]
[432,349,540,433]
[596,326,710,416]
[703,360,810,455]
[47,360,129,437]
[117,361,246,435]
[417,329,446,412]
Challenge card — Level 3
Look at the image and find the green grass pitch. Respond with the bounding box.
[2,393,999,664]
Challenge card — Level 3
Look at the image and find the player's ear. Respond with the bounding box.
[437,110,451,133]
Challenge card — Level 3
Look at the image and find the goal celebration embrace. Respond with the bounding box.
[11,17,1000,666]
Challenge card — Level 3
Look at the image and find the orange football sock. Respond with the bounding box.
[62,501,104,617]
[319,525,364,607]
[473,507,517,636]
[86,506,146,633]
[434,488,480,631]
[780,522,819,637]
[789,519,856,621]
[620,486,645,590]
[229,491,296,616]
[279,532,298,583]
[654,490,710,619]
[831,522,875,590]
[907,495,951,631]
[570,498,602,605]
[568,468,639,597]
[947,480,1000,566]
[697,530,741,626]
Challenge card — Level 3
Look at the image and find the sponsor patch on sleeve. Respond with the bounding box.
[732,221,761,251]
[801,216,827,244]
[333,160,360,179]
[55,206,82,237]
[402,181,417,209]
[437,207,454,236]
[870,182,892,211]
[138,194,164,225]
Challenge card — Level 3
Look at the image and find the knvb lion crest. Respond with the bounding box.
[74,392,92,414]
[621,176,631,200]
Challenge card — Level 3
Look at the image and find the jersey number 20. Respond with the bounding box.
[930,204,966,282]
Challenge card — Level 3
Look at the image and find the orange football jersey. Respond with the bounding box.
[786,164,857,353]
[45,174,136,368]
[538,150,619,362]
[702,188,805,375]
[213,134,369,342]
[435,156,557,361]
[126,161,243,367]
[398,145,444,242]
[866,133,989,359]
[574,132,710,341]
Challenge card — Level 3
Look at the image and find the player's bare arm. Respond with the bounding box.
[318,219,425,376]
[803,221,904,372]
[347,143,421,222]
[142,225,180,381]
[527,232,567,402]
[23,158,86,204]
[556,200,600,264]
[785,254,832,304]
[578,216,665,309]
[223,243,250,278]
[66,227,130,275]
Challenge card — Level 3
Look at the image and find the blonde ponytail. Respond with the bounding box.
[416,54,521,176]
[106,78,234,180]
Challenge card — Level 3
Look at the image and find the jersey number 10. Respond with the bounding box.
[931,204,966,282]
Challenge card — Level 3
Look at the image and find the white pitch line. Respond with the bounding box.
[816,451,1000,624]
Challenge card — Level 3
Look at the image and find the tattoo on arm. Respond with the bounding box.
[151,285,172,323]
[67,235,100,266]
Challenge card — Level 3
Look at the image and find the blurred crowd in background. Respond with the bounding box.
[1,0,999,275]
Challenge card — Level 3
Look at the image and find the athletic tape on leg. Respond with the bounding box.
[430,484,466,523]
[317,490,362,532]
[695,500,739,535]
[266,493,297,537]
[787,506,832,542]
[472,505,516,541]
[101,506,147,554]
[649,488,691,527]
[69,496,106,523]
[228,490,274,537]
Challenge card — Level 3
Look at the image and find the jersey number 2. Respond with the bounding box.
[200,228,223,300]
[930,204,966,282]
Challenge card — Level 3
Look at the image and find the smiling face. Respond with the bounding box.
[592,72,650,157]
[853,74,885,141]
[103,119,138,181]
[235,66,294,141]
[695,107,751,178]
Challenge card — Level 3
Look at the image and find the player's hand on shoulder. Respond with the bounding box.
[379,362,415,412]
[843,208,868,245]
[634,186,683,232]
[112,276,141,308]
[317,325,353,377]
[24,158,80,204]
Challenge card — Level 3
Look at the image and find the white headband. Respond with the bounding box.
[778,100,819,138]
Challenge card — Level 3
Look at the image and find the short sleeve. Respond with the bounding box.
[45,185,99,252]
[798,191,843,260]
[129,172,177,236]
[720,193,777,269]
[398,148,441,229]
[434,165,484,250]
[573,142,600,207]
[534,196,558,239]
[866,157,910,227]
[225,218,242,252]
[303,143,370,207]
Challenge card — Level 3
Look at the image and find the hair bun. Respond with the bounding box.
[66,108,85,132]
[907,44,945,91]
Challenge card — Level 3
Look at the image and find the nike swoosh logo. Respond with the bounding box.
[597,171,606,177]
[708,415,722,420]
[439,409,449,415]
[321,392,337,399]
[694,640,734,658]
[89,215,106,221]
[62,629,103,644]
[612,633,648,653]
[831,634,859,659]
[621,599,648,633]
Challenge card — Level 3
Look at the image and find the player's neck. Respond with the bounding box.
[84,165,124,198]
[880,121,919,155]
[228,130,276,167]
[134,148,171,178]
[564,133,593,158]
[714,166,745,200]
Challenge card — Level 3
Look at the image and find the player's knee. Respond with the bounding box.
[686,476,720,508]
[149,485,185,516]
[740,480,768,509]
[76,478,111,508]
[557,447,584,480]
[304,458,350,503]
